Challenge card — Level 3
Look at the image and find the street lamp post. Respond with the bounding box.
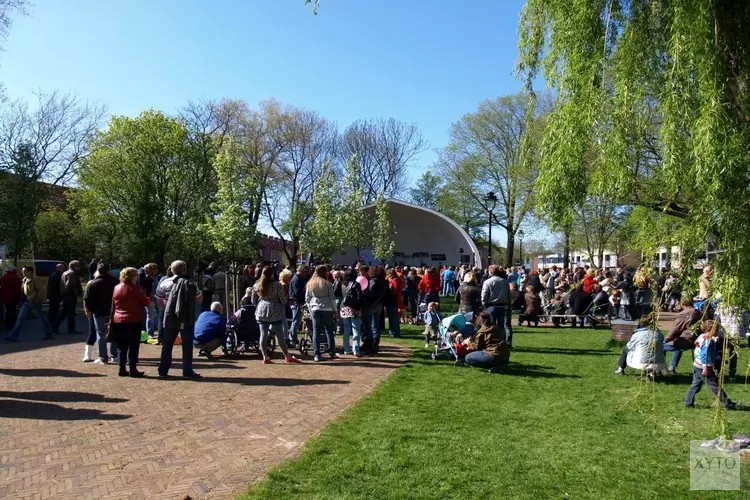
[518,229,525,268]
[484,191,497,269]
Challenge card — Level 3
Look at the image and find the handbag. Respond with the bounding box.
[105,296,117,342]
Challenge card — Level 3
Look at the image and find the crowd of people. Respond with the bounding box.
[0,256,747,397]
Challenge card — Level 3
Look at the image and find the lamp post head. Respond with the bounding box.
[484,191,498,212]
[518,229,525,240]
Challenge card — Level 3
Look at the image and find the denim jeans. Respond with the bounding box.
[485,305,511,346]
[154,299,165,342]
[93,315,118,361]
[465,350,499,369]
[684,366,733,408]
[6,302,54,340]
[342,316,361,354]
[258,320,289,359]
[144,300,156,336]
[387,305,401,337]
[289,304,303,342]
[662,343,685,369]
[311,309,336,357]
[159,324,195,376]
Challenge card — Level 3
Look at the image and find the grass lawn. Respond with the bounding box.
[241,304,750,499]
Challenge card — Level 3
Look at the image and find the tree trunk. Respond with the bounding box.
[505,228,515,268]
[563,230,571,270]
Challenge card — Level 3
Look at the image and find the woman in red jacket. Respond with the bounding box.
[418,267,441,306]
[583,269,597,294]
[112,267,151,377]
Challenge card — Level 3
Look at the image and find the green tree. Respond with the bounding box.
[569,197,631,268]
[518,0,750,300]
[437,93,544,267]
[372,193,395,264]
[408,171,442,210]
[0,144,44,260]
[33,209,96,263]
[435,182,486,239]
[74,110,208,268]
[205,138,261,263]
[302,162,341,262]
[339,155,371,261]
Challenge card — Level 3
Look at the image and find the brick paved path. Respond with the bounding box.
[0,329,410,499]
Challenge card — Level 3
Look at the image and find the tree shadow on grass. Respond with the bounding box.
[513,346,614,357]
[0,368,105,378]
[0,399,131,420]
[498,363,581,379]
[0,390,127,403]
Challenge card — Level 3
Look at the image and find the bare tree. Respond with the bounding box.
[0,91,105,259]
[339,117,427,204]
[0,0,27,46]
[264,105,338,267]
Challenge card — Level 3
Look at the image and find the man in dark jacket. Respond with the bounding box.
[138,263,158,337]
[159,260,202,379]
[288,266,309,344]
[663,298,703,374]
[46,263,65,326]
[53,260,82,335]
[83,262,118,363]
[1,266,23,330]
[569,283,592,328]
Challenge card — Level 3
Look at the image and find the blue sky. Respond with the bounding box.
[1,0,528,177]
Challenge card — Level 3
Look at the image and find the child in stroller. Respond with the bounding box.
[430,312,476,365]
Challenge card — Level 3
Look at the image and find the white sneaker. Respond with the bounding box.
[82,345,93,362]
[425,343,430,349]
[614,368,624,375]
[112,356,120,365]
[93,358,107,364]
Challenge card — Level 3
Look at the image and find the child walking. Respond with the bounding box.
[684,320,741,409]
[423,301,441,349]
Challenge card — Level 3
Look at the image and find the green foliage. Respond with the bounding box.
[408,171,442,210]
[435,181,486,239]
[33,209,96,263]
[302,162,341,262]
[0,144,45,259]
[518,0,750,302]
[339,155,371,260]
[437,93,543,266]
[372,193,395,264]
[74,110,212,268]
[204,138,261,262]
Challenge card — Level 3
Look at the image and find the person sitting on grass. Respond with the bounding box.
[684,320,741,410]
[663,297,702,374]
[423,301,442,349]
[614,313,666,379]
[461,312,510,372]
[194,302,227,359]
[519,285,542,327]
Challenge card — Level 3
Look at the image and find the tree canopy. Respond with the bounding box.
[519,0,750,300]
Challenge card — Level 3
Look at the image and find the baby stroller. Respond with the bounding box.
[225,304,276,357]
[431,313,475,366]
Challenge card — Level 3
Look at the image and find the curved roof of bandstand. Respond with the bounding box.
[335,199,481,267]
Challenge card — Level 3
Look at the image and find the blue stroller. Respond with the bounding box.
[431,313,475,366]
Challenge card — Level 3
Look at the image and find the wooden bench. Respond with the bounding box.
[542,313,613,329]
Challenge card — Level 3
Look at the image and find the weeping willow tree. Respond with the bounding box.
[519,1,749,293]
[519,0,749,433]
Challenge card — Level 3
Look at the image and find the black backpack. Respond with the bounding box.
[342,282,363,310]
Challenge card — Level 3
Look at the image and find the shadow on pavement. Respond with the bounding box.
[0,399,131,420]
[0,368,105,378]
[0,390,127,403]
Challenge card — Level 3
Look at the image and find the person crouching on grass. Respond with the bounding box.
[423,301,441,349]
[684,320,742,410]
